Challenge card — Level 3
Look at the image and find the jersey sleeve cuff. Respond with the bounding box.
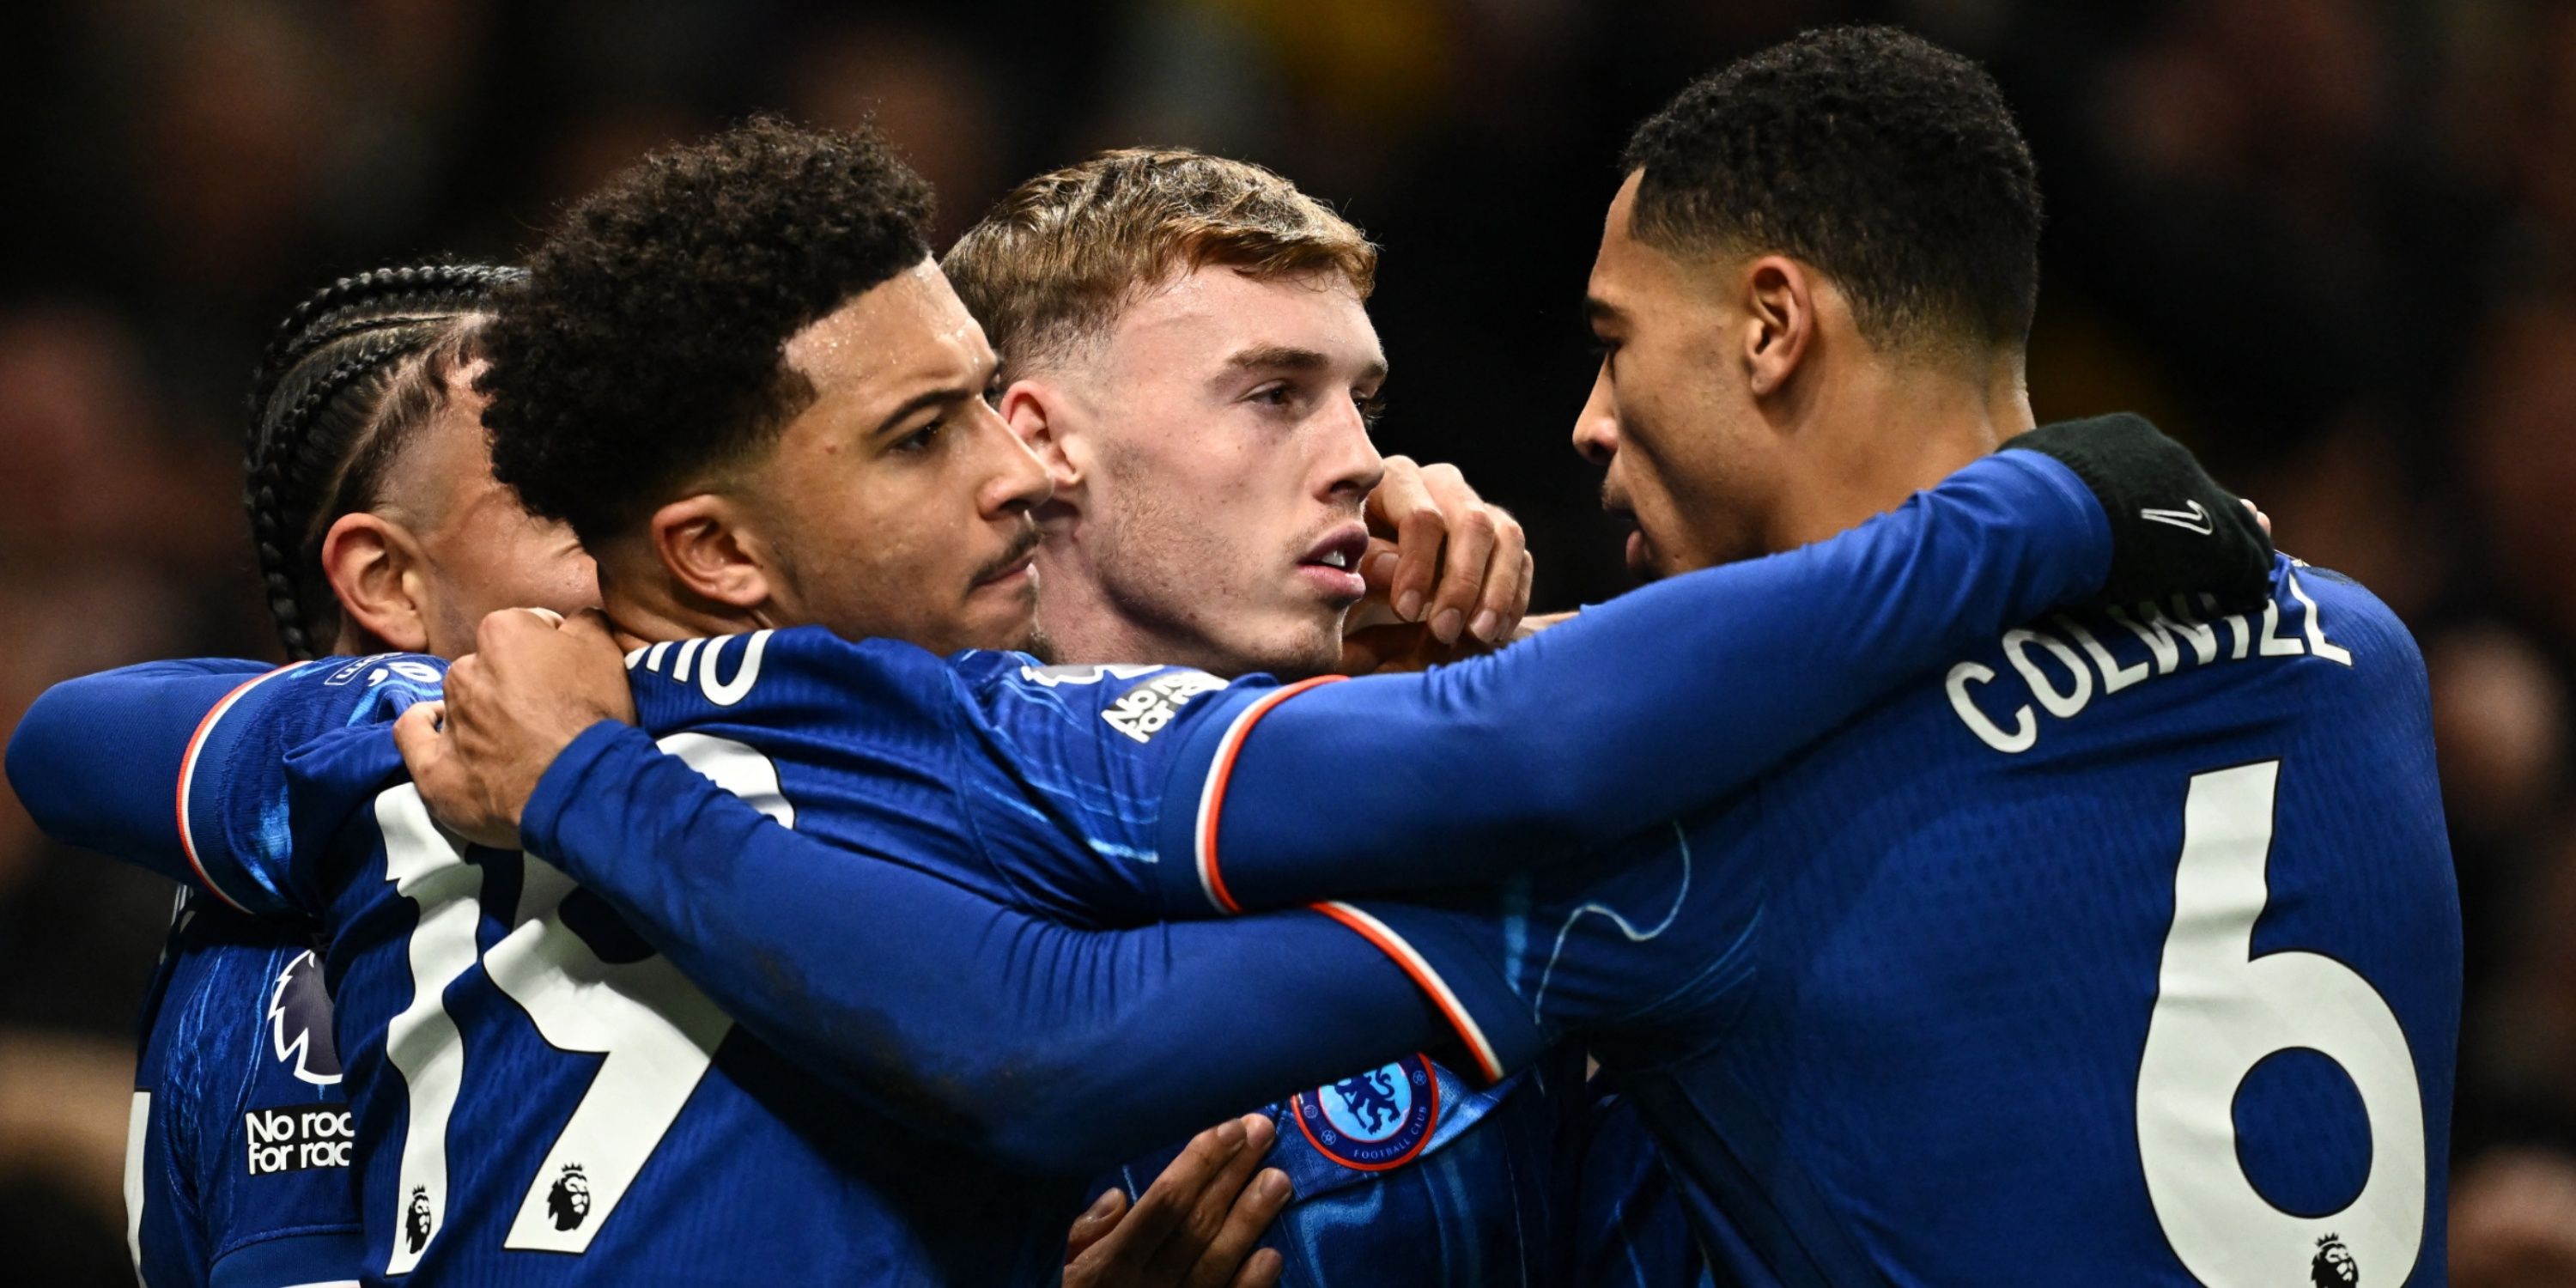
[1150,677,1342,918]
[519,720,659,860]
[207,1224,363,1288]
[1309,899,1547,1086]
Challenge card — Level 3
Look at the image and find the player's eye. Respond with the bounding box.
[893,419,945,453]
[1354,392,1387,429]
[1247,382,1296,409]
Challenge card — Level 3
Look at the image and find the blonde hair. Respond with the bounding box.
[944,149,1376,380]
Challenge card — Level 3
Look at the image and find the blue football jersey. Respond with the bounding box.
[25,633,1584,1285]
[1344,557,2460,1285]
[10,449,2148,1284]
[167,635,1291,1284]
[629,640,1596,1285]
[1573,1082,1718,1288]
[157,632,1692,1285]
[130,889,361,1288]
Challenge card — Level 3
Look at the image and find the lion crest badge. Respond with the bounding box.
[404,1186,433,1253]
[1289,1054,1439,1171]
[548,1163,592,1230]
[2311,1232,2358,1286]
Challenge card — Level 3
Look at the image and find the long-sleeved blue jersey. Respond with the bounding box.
[130,887,363,1288]
[106,658,382,1288]
[1303,558,2459,1285]
[9,449,2113,1284]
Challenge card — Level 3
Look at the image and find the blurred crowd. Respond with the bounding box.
[3,0,2573,1281]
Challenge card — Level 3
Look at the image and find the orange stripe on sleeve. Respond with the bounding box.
[1193,675,1343,914]
[1310,900,1507,1084]
[173,669,290,913]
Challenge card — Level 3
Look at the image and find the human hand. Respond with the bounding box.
[1062,1113,1291,1288]
[2244,498,2271,538]
[392,607,636,848]
[2005,415,2276,613]
[1343,456,1534,673]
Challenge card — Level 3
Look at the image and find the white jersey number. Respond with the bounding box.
[2136,760,2425,1285]
[379,734,787,1273]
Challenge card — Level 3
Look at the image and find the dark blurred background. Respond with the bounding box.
[2,0,2572,1281]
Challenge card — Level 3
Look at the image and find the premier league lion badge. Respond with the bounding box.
[1290,1054,1440,1170]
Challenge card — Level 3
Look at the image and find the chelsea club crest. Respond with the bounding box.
[1290,1054,1439,1170]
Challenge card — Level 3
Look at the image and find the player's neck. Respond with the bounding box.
[1766,355,2035,551]
[1029,527,1240,676]
[329,623,397,659]
[594,561,765,653]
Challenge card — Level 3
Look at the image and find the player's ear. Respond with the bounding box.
[1741,254,1817,399]
[319,512,431,653]
[647,493,776,615]
[997,379,1083,495]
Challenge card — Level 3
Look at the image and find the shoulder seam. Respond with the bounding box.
[176,667,298,913]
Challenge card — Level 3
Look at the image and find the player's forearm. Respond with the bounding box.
[6,659,274,892]
[1174,450,2108,913]
[524,722,1445,1174]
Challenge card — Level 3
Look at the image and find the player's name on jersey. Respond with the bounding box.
[245,1102,354,1175]
[1945,569,2353,754]
[623,630,774,707]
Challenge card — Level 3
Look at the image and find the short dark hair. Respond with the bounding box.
[478,116,935,545]
[246,263,519,659]
[1620,26,2042,355]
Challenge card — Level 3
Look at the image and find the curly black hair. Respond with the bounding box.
[246,263,520,659]
[478,116,935,545]
[1621,26,2042,355]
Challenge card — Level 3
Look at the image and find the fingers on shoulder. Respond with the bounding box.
[472,605,568,653]
[390,701,448,775]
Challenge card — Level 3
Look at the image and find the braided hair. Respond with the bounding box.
[244,263,524,659]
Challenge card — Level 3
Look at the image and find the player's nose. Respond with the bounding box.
[972,398,1053,517]
[1572,364,1619,467]
[1317,392,1385,502]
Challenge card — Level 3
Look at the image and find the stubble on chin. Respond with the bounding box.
[1257,610,1350,683]
[1018,618,1057,662]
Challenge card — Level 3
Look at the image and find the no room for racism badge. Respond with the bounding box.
[1290,1054,1440,1171]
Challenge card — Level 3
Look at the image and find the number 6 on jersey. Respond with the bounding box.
[2138,760,2426,1286]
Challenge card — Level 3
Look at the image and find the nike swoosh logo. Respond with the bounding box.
[2138,499,2215,536]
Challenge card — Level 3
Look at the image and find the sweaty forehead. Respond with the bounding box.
[1114,264,1380,363]
[785,260,987,400]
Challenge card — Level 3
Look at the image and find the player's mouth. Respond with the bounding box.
[970,527,1042,594]
[1295,524,1370,603]
[1605,503,1656,581]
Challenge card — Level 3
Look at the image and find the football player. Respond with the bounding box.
[125,263,1288,1288]
[11,112,2269,1285]
[1280,32,2459,1282]
[940,148,1595,1285]
[920,28,2458,1285]
[392,32,2425,1285]
[121,264,590,1288]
